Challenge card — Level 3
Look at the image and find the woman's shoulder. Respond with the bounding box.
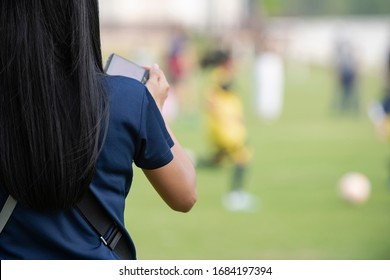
[101,75,146,99]
[100,75,157,124]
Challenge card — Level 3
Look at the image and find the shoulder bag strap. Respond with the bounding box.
[76,189,134,259]
[0,195,17,234]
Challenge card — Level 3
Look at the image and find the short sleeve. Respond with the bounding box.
[134,89,174,169]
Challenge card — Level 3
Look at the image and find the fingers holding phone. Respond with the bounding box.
[145,64,170,111]
[103,54,170,112]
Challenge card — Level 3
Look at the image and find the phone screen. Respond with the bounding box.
[104,54,149,84]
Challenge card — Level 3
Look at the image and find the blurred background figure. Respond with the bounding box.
[166,27,188,86]
[384,42,390,109]
[163,26,198,122]
[379,45,390,134]
[200,49,257,212]
[161,27,187,122]
[332,36,360,115]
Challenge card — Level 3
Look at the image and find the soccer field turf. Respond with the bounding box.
[125,63,390,260]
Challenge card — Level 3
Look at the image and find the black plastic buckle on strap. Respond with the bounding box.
[100,225,122,251]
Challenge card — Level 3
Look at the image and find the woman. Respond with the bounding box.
[0,0,196,259]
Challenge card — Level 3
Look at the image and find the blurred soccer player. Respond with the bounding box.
[200,50,257,212]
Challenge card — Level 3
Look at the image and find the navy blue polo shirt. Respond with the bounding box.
[0,75,174,259]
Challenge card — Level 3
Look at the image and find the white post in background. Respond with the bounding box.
[254,52,284,121]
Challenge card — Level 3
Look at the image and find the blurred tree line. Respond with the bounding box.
[260,0,390,16]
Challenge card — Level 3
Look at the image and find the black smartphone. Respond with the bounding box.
[104,53,149,84]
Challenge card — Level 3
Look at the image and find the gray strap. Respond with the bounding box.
[0,195,17,234]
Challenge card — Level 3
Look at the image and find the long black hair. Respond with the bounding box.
[0,0,108,211]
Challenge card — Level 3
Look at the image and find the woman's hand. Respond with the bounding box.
[145,64,170,111]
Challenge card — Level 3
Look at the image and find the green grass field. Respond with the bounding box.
[125,61,390,260]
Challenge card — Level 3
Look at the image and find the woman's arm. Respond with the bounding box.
[142,64,197,212]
